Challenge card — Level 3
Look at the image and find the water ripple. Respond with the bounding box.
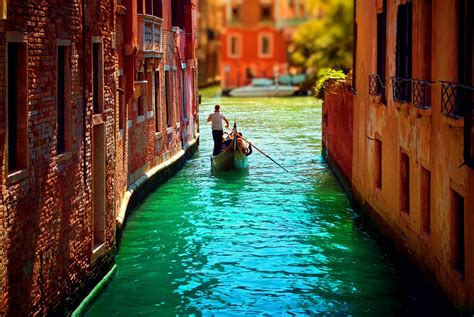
[87,94,404,316]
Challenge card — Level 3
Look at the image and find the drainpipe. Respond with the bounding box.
[82,0,87,189]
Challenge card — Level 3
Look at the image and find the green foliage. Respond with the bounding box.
[313,68,346,99]
[291,0,353,73]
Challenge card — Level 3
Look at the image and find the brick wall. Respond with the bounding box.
[0,0,200,315]
[322,80,354,182]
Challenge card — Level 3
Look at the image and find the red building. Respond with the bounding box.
[220,0,311,90]
[0,0,199,315]
[220,0,287,90]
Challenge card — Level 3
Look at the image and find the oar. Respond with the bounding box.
[237,135,290,173]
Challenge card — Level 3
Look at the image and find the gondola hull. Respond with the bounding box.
[211,137,248,171]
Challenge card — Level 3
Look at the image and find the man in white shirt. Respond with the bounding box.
[207,104,229,155]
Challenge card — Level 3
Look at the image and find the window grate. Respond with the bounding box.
[412,79,432,109]
[392,77,411,103]
[441,81,473,118]
[368,74,385,97]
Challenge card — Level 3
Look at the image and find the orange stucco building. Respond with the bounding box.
[220,0,309,90]
[324,0,473,311]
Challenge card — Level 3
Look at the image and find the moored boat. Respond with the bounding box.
[229,78,298,97]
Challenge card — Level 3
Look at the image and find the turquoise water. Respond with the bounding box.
[87,89,404,316]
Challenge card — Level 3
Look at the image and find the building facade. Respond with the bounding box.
[324,0,473,310]
[0,0,199,315]
[220,0,290,90]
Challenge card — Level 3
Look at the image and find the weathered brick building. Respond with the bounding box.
[0,0,199,315]
[324,0,473,311]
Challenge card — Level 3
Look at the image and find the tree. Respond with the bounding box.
[291,0,353,74]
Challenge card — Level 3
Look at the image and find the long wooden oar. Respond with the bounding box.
[238,135,290,173]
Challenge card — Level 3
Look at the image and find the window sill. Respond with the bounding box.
[7,168,28,185]
[416,107,432,117]
[147,111,154,119]
[137,115,145,123]
[92,242,106,263]
[176,122,180,129]
[394,101,410,110]
[127,120,133,128]
[155,131,165,139]
[441,115,464,128]
[118,129,124,139]
[57,152,72,163]
[166,126,174,134]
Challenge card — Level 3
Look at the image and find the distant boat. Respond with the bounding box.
[229,78,298,97]
[211,129,249,171]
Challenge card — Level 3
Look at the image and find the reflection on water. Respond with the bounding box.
[87,91,412,316]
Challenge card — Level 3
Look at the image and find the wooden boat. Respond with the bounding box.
[211,133,249,171]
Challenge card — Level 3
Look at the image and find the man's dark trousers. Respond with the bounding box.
[212,130,223,155]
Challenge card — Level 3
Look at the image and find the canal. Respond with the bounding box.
[86,88,438,316]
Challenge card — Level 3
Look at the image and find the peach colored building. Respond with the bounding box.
[325,0,473,311]
[220,0,310,90]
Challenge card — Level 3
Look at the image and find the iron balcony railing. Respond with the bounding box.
[137,14,163,55]
[412,79,433,109]
[391,77,412,103]
[368,74,385,96]
[441,81,474,118]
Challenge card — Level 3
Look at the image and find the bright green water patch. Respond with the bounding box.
[87,92,403,316]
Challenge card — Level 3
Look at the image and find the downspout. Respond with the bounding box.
[82,0,87,188]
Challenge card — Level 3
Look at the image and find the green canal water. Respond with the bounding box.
[86,88,443,316]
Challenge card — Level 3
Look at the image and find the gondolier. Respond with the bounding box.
[207,105,229,155]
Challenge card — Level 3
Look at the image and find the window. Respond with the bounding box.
[118,74,124,130]
[261,5,272,21]
[376,0,387,102]
[374,139,382,190]
[231,6,240,23]
[7,41,28,173]
[93,123,106,249]
[400,151,410,214]
[420,167,431,235]
[395,3,412,103]
[137,0,143,14]
[154,71,160,131]
[452,189,465,277]
[146,0,152,15]
[136,71,144,116]
[165,70,172,127]
[92,41,104,114]
[174,70,179,123]
[153,0,162,17]
[259,34,272,58]
[181,71,187,119]
[228,35,241,58]
[57,45,71,154]
[458,0,473,117]
[172,0,185,29]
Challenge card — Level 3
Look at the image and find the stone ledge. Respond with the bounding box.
[116,134,199,231]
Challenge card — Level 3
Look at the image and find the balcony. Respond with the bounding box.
[441,81,474,119]
[137,14,163,58]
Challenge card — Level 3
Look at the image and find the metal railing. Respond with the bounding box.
[392,77,412,103]
[412,79,433,109]
[368,74,385,96]
[441,81,474,118]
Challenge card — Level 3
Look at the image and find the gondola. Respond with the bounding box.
[211,130,249,171]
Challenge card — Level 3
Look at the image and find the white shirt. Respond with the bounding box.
[207,111,228,130]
